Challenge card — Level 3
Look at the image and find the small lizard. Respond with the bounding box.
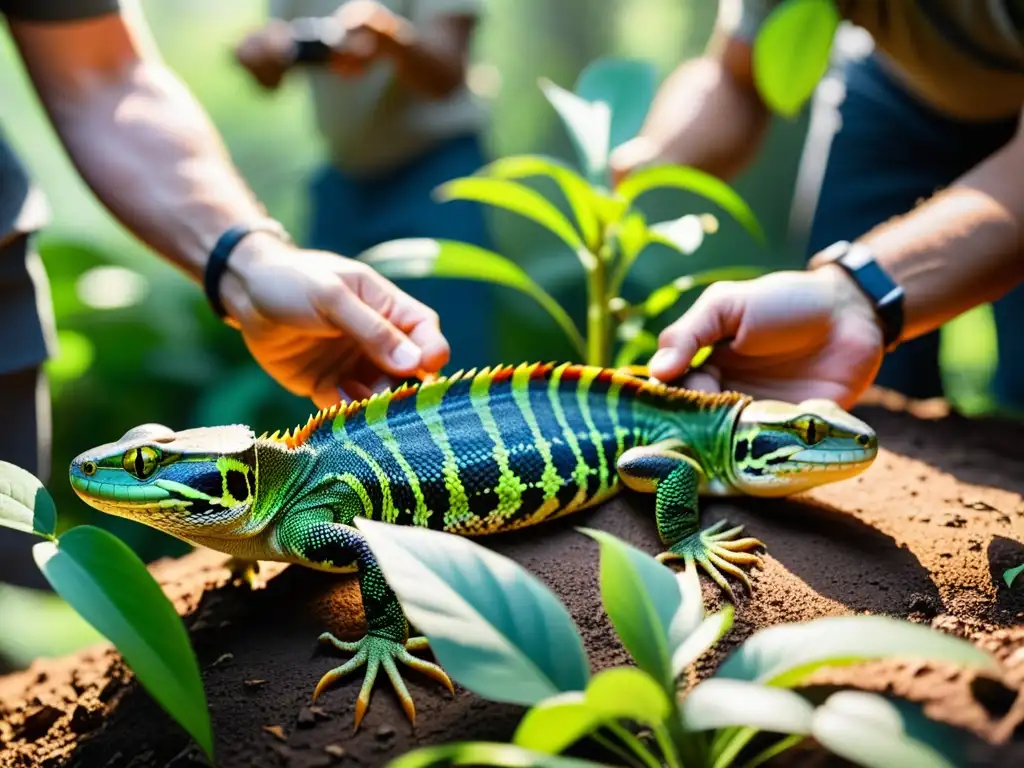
[68,362,877,729]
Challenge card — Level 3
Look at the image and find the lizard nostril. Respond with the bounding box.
[81,461,97,476]
[856,434,872,447]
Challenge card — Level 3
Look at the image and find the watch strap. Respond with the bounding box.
[204,220,291,322]
[815,240,905,352]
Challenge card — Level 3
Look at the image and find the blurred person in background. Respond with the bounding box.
[235,0,498,372]
[0,0,452,590]
[611,0,1024,412]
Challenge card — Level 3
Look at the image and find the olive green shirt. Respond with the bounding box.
[727,0,1024,121]
[269,0,489,176]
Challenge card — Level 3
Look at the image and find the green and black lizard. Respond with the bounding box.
[69,361,878,729]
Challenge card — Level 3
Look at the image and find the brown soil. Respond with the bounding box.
[4,389,1024,768]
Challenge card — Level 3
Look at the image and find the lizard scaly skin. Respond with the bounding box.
[68,362,878,729]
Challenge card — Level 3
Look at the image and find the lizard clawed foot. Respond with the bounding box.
[224,557,265,590]
[656,520,765,602]
[312,632,455,731]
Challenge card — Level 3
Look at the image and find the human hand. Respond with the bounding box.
[234,20,295,90]
[328,0,409,77]
[221,233,450,409]
[648,266,886,409]
[609,136,665,188]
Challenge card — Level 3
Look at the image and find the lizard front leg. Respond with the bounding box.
[616,440,765,601]
[278,515,454,730]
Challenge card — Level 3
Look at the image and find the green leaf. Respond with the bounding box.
[715,614,1000,688]
[33,526,212,759]
[753,0,840,117]
[1004,563,1024,588]
[514,667,671,756]
[666,566,706,649]
[435,176,588,256]
[640,267,769,319]
[810,691,957,768]
[479,155,602,252]
[585,666,671,726]
[614,210,649,264]
[538,77,611,185]
[513,692,598,755]
[0,460,57,538]
[574,57,658,153]
[671,605,734,678]
[386,741,614,768]
[613,329,658,369]
[578,528,679,691]
[616,166,765,245]
[358,238,585,359]
[647,214,707,255]
[681,679,813,734]
[355,518,591,707]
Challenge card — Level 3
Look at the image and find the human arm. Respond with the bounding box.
[648,107,1024,408]
[9,7,449,405]
[610,0,773,184]
[235,0,475,98]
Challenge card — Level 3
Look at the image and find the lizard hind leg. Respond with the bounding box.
[280,519,454,731]
[616,441,765,602]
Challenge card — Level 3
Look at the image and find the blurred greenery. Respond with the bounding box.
[0,0,999,665]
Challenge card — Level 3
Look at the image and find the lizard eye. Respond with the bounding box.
[791,417,828,446]
[123,446,161,479]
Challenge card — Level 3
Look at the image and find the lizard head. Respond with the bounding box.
[69,423,259,538]
[727,398,877,497]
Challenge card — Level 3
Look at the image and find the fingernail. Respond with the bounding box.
[649,348,681,374]
[390,340,421,369]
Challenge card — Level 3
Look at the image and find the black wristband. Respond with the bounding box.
[815,240,905,352]
[204,221,289,321]
[289,17,342,65]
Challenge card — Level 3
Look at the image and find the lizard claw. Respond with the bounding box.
[313,632,454,731]
[224,557,265,590]
[656,520,765,602]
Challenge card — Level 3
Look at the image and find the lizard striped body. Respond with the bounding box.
[68,361,878,730]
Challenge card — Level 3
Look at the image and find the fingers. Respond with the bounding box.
[609,136,660,188]
[650,283,742,383]
[359,270,451,373]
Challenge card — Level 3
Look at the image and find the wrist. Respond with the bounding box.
[205,224,293,327]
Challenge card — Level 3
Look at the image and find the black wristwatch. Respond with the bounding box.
[288,17,343,65]
[814,240,905,352]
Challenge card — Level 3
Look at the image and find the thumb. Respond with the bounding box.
[609,136,659,187]
[649,284,741,383]
[318,285,424,376]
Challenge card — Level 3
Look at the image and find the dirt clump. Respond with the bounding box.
[3,389,1024,767]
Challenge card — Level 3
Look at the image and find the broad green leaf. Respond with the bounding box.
[355,518,591,706]
[616,166,765,245]
[538,77,611,185]
[585,666,671,726]
[513,692,597,755]
[33,526,212,759]
[648,214,706,255]
[574,57,658,153]
[386,741,614,768]
[753,0,839,118]
[666,566,705,646]
[681,679,813,734]
[358,238,585,359]
[479,155,602,252]
[435,176,587,255]
[0,460,57,538]
[1004,562,1024,588]
[613,329,657,369]
[578,528,679,691]
[640,266,769,319]
[615,210,649,265]
[810,691,956,768]
[671,605,734,678]
[714,614,1000,687]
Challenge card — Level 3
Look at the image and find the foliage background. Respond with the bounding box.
[0,0,998,665]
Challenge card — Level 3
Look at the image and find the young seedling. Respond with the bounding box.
[0,460,213,761]
[352,518,1000,768]
[355,57,768,369]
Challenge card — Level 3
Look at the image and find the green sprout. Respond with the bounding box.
[356,57,768,369]
[0,460,213,761]
[353,518,1000,768]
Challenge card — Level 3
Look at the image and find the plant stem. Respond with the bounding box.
[593,731,647,768]
[653,723,683,768]
[605,722,662,768]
